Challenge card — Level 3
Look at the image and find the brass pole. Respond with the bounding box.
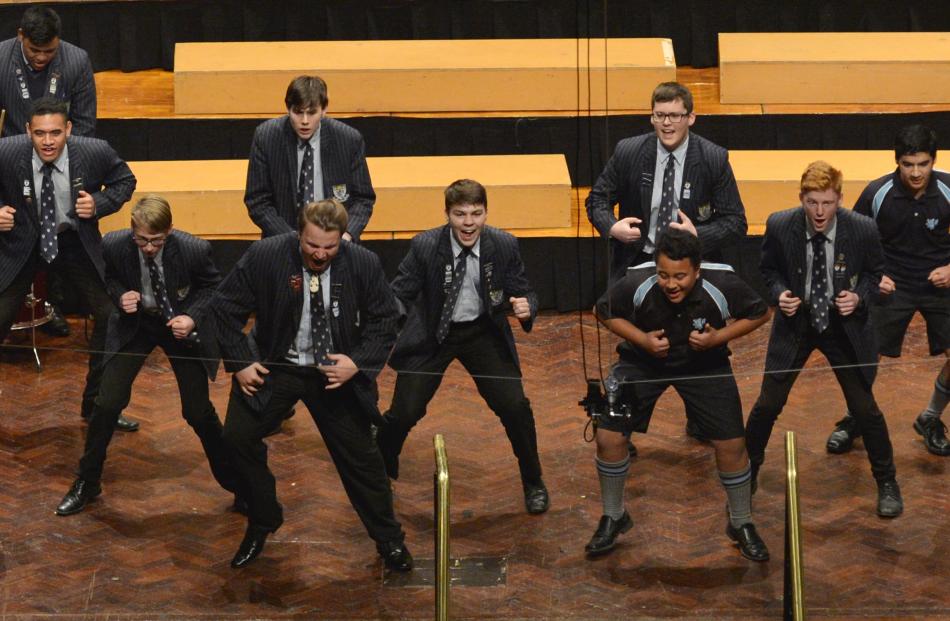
[784,431,806,620]
[434,434,450,621]
[0,109,6,137]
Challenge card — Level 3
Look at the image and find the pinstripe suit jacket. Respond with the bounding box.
[388,224,538,372]
[586,132,747,277]
[0,38,96,137]
[0,134,136,292]
[102,229,221,379]
[760,206,883,383]
[212,233,399,419]
[244,116,374,240]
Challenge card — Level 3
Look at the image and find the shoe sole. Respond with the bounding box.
[585,517,633,557]
[913,419,950,456]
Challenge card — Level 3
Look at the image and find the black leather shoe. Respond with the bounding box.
[377,541,413,572]
[230,524,270,568]
[877,479,904,518]
[685,419,710,442]
[726,522,770,562]
[114,414,140,432]
[523,481,550,514]
[826,415,861,454]
[585,512,633,556]
[914,414,950,456]
[55,479,101,516]
[40,306,70,337]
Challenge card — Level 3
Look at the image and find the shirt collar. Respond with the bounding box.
[139,245,165,265]
[804,213,837,243]
[32,144,68,174]
[656,135,689,166]
[450,232,480,260]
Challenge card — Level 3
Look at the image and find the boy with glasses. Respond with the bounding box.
[55,194,237,516]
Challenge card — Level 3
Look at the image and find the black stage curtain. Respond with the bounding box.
[1,1,947,71]
[208,235,764,314]
[99,111,950,188]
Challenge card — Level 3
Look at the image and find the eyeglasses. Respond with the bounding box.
[132,235,166,248]
[651,112,689,124]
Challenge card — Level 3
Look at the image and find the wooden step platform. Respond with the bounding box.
[173,39,675,115]
[720,33,950,104]
[101,150,895,240]
[102,154,572,240]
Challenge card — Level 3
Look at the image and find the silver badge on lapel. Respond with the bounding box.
[49,74,59,96]
[22,180,31,197]
[683,182,691,200]
[332,299,340,317]
[176,285,190,299]
[697,203,711,221]
[490,289,504,305]
[332,184,349,202]
[309,274,320,293]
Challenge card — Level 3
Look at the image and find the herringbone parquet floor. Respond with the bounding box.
[0,313,947,620]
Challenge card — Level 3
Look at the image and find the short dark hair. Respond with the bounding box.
[285,75,329,111]
[895,125,937,160]
[444,179,487,212]
[655,227,702,268]
[651,81,694,115]
[298,198,348,234]
[29,97,69,122]
[19,6,61,46]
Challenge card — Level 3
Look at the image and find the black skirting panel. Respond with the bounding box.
[99,112,950,188]
[207,235,765,314]
[1,1,947,72]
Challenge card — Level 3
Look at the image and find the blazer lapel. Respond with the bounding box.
[124,233,142,290]
[283,117,299,199]
[437,226,454,301]
[319,121,337,200]
[789,209,807,296]
[18,151,39,226]
[161,235,181,307]
[66,139,82,217]
[680,137,698,213]
[477,229,496,306]
[328,246,347,349]
[639,136,658,228]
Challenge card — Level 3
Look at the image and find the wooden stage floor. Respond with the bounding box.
[0,312,947,620]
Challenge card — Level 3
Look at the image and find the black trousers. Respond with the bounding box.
[221,365,404,545]
[379,317,543,485]
[0,232,113,414]
[78,316,236,491]
[746,323,896,482]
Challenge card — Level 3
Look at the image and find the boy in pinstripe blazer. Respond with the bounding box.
[589,227,771,560]
[244,75,374,241]
[745,161,903,518]
[376,179,550,515]
[55,195,237,516]
[585,81,747,282]
[214,199,411,572]
[0,6,96,138]
[0,98,136,428]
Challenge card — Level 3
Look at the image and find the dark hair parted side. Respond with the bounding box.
[285,75,329,111]
[655,227,702,268]
[895,125,937,160]
[444,179,487,212]
[20,6,61,45]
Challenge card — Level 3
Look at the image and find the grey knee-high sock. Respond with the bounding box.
[720,463,753,529]
[596,455,630,520]
[921,378,950,420]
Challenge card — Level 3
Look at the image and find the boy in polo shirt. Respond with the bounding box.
[586,227,771,561]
